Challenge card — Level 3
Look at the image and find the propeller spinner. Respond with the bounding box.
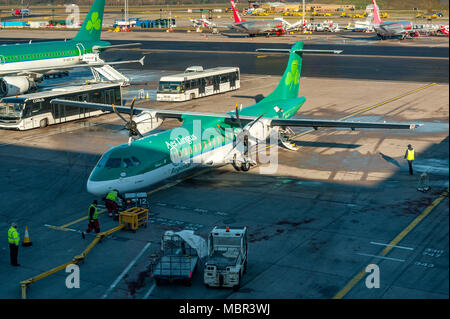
[112,96,144,140]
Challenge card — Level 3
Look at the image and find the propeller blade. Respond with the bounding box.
[129,96,137,122]
[246,112,266,130]
[235,103,243,130]
[112,104,128,123]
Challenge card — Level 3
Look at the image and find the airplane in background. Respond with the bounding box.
[229,0,286,36]
[0,0,143,97]
[52,42,421,197]
[371,0,418,40]
[190,18,218,29]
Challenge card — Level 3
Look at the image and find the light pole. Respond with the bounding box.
[302,0,306,31]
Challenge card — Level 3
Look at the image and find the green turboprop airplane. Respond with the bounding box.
[0,0,142,97]
[53,41,422,197]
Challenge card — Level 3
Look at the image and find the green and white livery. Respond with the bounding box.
[0,0,142,97]
[53,42,422,197]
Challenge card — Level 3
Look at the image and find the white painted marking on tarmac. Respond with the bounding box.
[370,242,414,251]
[44,224,78,232]
[357,253,405,263]
[102,242,152,299]
[142,283,156,299]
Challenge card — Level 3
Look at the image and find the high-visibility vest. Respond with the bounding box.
[407,149,415,161]
[106,190,118,201]
[8,227,20,245]
[89,204,99,220]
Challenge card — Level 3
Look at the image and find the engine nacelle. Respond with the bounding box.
[134,111,163,135]
[0,76,35,97]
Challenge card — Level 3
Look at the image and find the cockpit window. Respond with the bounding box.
[105,158,122,168]
[97,155,141,169]
[97,154,109,168]
[122,158,133,168]
[131,156,141,166]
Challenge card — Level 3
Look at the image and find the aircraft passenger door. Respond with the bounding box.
[76,43,86,59]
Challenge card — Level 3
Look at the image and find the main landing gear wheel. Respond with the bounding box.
[241,161,250,172]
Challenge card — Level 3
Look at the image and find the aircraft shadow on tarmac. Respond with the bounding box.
[292,140,361,149]
[232,94,265,103]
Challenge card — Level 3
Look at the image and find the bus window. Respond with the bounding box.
[114,88,121,104]
[185,81,190,90]
[158,81,182,93]
[31,103,42,114]
[0,102,23,119]
[42,100,51,113]
[92,91,102,104]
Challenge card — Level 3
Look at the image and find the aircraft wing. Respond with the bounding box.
[0,57,145,76]
[269,118,420,130]
[50,99,422,131]
[92,43,142,52]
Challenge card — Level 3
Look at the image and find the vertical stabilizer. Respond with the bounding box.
[372,0,382,24]
[230,0,245,23]
[72,0,105,42]
[260,42,303,103]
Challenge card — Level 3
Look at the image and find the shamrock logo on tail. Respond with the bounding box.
[86,11,101,33]
[284,59,299,90]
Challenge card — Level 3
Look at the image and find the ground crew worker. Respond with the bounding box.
[82,200,100,239]
[8,223,20,266]
[404,144,415,175]
[103,189,124,220]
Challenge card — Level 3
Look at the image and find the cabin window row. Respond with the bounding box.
[175,133,235,157]
[2,50,79,62]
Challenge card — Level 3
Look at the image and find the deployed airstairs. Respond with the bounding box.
[84,55,130,86]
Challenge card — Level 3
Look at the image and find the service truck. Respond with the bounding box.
[204,226,248,290]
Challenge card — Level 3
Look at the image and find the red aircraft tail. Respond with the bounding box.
[372,0,382,24]
[230,0,245,23]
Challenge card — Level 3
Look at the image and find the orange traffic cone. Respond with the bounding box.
[22,226,32,247]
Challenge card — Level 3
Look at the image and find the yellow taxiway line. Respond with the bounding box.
[333,187,448,299]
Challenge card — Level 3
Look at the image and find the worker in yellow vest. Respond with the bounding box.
[404,144,415,175]
[8,223,20,266]
[82,200,100,239]
[103,189,124,220]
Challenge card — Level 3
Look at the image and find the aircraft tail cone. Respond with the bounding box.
[22,226,32,247]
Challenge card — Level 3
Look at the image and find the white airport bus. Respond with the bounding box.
[156,66,240,102]
[0,82,121,130]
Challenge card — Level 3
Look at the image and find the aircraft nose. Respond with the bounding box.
[87,179,109,197]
